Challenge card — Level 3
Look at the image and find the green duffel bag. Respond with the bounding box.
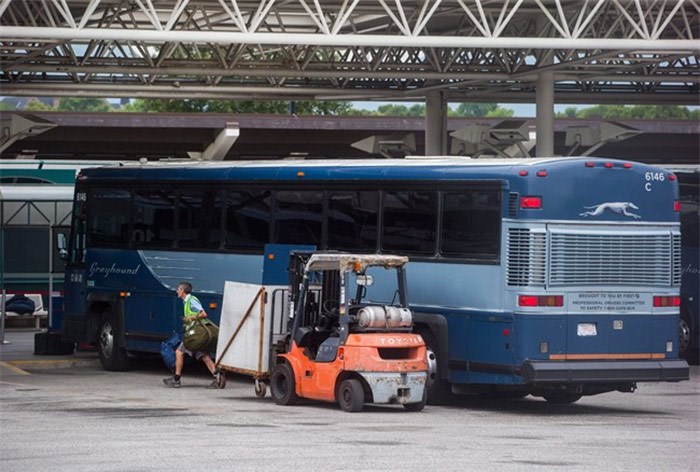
[183,319,219,353]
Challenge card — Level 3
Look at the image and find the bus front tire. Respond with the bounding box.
[97,312,129,371]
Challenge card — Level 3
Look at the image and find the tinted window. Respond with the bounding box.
[225,190,272,250]
[441,190,501,259]
[382,191,437,255]
[133,189,175,248]
[177,190,223,249]
[328,191,379,251]
[275,191,323,246]
[89,188,130,247]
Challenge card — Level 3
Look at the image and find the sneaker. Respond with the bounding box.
[206,377,227,389]
[163,377,181,388]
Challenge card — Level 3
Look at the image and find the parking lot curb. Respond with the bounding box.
[2,358,101,371]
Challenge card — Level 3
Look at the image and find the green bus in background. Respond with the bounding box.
[0,160,118,302]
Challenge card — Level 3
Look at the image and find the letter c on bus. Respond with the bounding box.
[645,182,651,192]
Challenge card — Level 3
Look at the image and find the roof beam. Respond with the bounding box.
[3,26,699,51]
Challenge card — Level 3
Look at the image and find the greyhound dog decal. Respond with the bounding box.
[580,202,641,219]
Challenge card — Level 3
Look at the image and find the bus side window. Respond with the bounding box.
[327,190,379,252]
[133,189,175,248]
[178,189,223,249]
[224,190,272,250]
[441,190,501,260]
[381,190,437,255]
[275,190,323,247]
[88,188,131,248]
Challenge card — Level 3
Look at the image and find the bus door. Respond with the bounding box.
[62,190,88,335]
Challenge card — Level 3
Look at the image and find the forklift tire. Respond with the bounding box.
[403,388,427,412]
[338,379,364,413]
[270,363,299,406]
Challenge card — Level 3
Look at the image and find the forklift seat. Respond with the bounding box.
[294,326,331,353]
[315,336,340,363]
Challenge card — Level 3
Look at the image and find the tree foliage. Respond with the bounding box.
[123,99,353,115]
[56,97,112,112]
[24,100,53,111]
[449,103,513,117]
[2,96,696,121]
[556,104,699,120]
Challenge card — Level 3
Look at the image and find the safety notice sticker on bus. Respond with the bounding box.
[568,293,652,314]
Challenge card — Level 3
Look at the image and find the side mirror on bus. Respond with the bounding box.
[57,233,68,261]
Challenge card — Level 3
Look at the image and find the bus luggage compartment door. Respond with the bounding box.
[566,312,676,360]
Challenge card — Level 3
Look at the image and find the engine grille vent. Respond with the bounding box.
[550,232,677,287]
[506,228,546,286]
[507,227,679,288]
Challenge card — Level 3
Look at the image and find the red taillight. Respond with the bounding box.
[518,295,564,307]
[585,161,595,167]
[518,295,538,307]
[674,200,681,212]
[653,296,681,307]
[623,162,632,169]
[519,170,528,176]
[536,170,548,177]
[520,196,542,209]
[668,174,677,181]
[604,162,614,168]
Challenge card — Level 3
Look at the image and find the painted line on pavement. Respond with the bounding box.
[0,361,31,375]
[2,358,101,371]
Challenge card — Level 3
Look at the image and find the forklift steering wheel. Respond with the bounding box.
[322,299,340,316]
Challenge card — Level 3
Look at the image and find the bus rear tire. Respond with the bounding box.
[97,311,129,371]
[543,393,582,404]
[404,388,427,412]
[679,309,698,364]
[420,331,452,405]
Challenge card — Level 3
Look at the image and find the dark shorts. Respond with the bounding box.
[176,342,208,360]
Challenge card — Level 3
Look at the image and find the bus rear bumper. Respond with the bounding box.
[522,359,689,383]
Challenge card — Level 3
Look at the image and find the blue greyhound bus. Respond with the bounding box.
[59,157,689,403]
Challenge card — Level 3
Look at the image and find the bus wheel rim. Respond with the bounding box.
[100,322,114,358]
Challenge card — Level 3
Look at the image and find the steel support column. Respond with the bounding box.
[536,71,555,157]
[425,91,447,156]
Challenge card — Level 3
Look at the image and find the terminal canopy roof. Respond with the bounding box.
[1,0,698,104]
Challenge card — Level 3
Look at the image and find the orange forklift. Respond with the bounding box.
[270,252,429,412]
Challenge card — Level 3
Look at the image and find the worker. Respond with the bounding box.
[163,281,221,389]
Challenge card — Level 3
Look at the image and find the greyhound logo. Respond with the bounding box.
[580,202,641,219]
